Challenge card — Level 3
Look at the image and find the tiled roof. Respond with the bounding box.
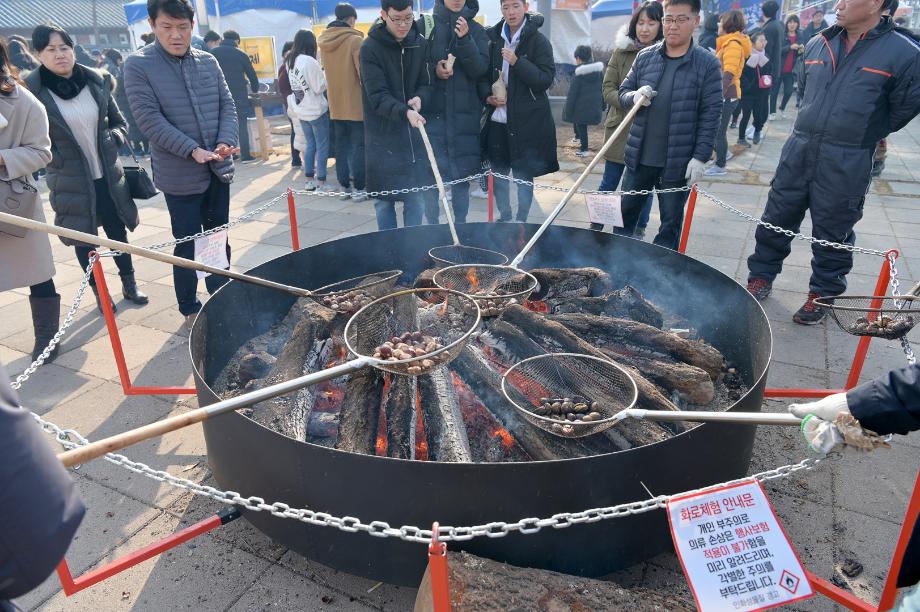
[0,0,128,31]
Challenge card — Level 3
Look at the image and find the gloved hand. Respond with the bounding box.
[685,158,706,185]
[788,392,850,422]
[800,415,844,455]
[629,85,657,107]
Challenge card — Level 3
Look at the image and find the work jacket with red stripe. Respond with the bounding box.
[796,16,920,149]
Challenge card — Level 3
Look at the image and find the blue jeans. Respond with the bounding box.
[300,112,330,181]
[592,161,653,232]
[375,194,424,230]
[614,164,689,250]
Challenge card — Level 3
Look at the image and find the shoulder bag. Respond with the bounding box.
[123,152,159,200]
[0,176,39,238]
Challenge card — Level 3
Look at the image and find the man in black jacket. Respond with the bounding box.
[801,8,829,41]
[361,0,434,230]
[761,0,784,117]
[616,0,722,250]
[481,0,558,223]
[210,30,259,162]
[420,0,489,225]
[746,4,920,324]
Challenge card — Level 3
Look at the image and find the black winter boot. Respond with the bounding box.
[29,294,61,362]
[120,272,149,305]
[91,284,117,314]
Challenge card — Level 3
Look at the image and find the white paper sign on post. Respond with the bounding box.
[194,230,230,280]
[584,193,623,227]
[667,480,813,612]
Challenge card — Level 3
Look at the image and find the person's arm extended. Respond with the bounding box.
[123,57,200,158]
[847,363,920,435]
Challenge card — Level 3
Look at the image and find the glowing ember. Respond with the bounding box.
[466,267,480,291]
[375,435,386,455]
[415,388,429,460]
[523,300,550,313]
[492,427,514,450]
[376,379,390,456]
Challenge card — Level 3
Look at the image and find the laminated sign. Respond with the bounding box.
[667,480,813,611]
[583,193,623,227]
[194,230,229,279]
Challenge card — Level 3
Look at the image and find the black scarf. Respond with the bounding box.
[39,64,87,100]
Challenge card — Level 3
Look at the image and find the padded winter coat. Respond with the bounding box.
[601,26,642,164]
[480,13,559,178]
[359,20,434,198]
[563,61,604,125]
[124,40,237,196]
[618,40,722,183]
[716,32,751,100]
[762,18,785,78]
[25,68,139,246]
[420,0,490,180]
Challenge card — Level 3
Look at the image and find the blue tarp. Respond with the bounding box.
[591,0,632,19]
[124,0,148,24]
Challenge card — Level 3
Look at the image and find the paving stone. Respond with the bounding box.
[53,324,187,382]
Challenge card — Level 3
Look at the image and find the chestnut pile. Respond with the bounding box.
[463,288,519,317]
[851,314,913,339]
[532,396,606,434]
[372,331,446,374]
[321,289,375,314]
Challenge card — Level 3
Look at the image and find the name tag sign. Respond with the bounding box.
[584,193,623,227]
[194,230,230,279]
[667,480,813,612]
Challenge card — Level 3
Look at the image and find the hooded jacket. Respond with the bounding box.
[563,61,604,125]
[601,26,644,164]
[318,21,365,121]
[619,40,722,182]
[25,67,139,246]
[480,13,559,178]
[795,16,920,149]
[419,0,490,180]
[359,20,434,198]
[716,31,752,99]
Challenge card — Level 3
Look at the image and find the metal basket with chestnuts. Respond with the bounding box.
[372,331,446,374]
[531,396,605,434]
[462,288,520,317]
[321,289,375,314]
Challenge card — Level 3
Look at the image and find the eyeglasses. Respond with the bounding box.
[663,15,693,25]
[387,13,415,26]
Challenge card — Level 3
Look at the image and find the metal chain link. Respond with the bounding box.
[11,254,97,390]
[292,173,486,199]
[886,252,917,365]
[695,189,889,258]
[489,171,693,197]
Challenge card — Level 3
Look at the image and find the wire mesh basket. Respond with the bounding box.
[501,353,638,438]
[813,295,919,340]
[311,269,402,314]
[432,264,539,317]
[428,245,509,268]
[344,288,481,376]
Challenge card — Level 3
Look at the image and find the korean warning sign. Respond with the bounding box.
[584,193,623,227]
[194,230,229,279]
[667,480,813,611]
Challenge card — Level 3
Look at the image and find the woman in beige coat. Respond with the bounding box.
[0,38,58,362]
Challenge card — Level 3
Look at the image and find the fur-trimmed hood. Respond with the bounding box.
[574,61,605,75]
[613,24,635,51]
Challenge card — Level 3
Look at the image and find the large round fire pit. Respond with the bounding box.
[189,223,772,586]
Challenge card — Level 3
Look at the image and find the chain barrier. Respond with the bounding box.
[886,252,917,365]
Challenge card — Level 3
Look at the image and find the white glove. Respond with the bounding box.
[630,85,656,107]
[685,158,706,185]
[800,415,844,455]
[789,392,850,422]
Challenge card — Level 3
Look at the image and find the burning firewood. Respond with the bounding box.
[528,266,614,301]
[418,369,472,462]
[383,293,421,459]
[549,286,664,328]
[335,368,385,455]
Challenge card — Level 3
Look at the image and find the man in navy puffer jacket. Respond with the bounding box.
[615,0,721,250]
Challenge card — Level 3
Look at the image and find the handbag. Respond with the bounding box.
[756,66,773,89]
[122,152,159,200]
[0,176,38,238]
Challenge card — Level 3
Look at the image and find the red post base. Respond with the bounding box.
[91,254,196,396]
[429,522,452,612]
[57,508,239,596]
[287,187,300,251]
[677,184,698,254]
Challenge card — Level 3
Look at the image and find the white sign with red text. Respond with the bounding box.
[194,230,230,279]
[667,480,813,612]
[584,193,623,227]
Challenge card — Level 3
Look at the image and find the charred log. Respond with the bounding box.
[419,368,473,462]
[415,551,695,612]
[414,268,437,290]
[549,312,725,381]
[529,267,614,301]
[335,368,385,455]
[384,295,421,459]
[550,286,664,329]
[601,351,714,405]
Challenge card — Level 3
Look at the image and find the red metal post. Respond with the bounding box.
[287,187,300,251]
[878,468,920,610]
[678,185,698,254]
[57,508,239,596]
[487,173,494,223]
[429,522,452,612]
[805,571,877,612]
[91,253,196,396]
[845,250,896,390]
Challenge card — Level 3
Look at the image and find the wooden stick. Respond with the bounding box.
[417,123,461,246]
[0,210,314,298]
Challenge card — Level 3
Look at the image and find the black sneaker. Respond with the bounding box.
[752,131,762,145]
[746,277,772,301]
[729,120,738,129]
[793,292,827,325]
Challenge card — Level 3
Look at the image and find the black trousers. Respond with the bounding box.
[747,134,872,296]
[234,97,253,160]
[73,178,134,284]
[573,123,589,152]
[163,174,232,315]
[615,164,689,250]
[486,121,534,222]
[333,120,365,190]
[739,91,769,139]
[778,72,796,111]
[422,182,471,225]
